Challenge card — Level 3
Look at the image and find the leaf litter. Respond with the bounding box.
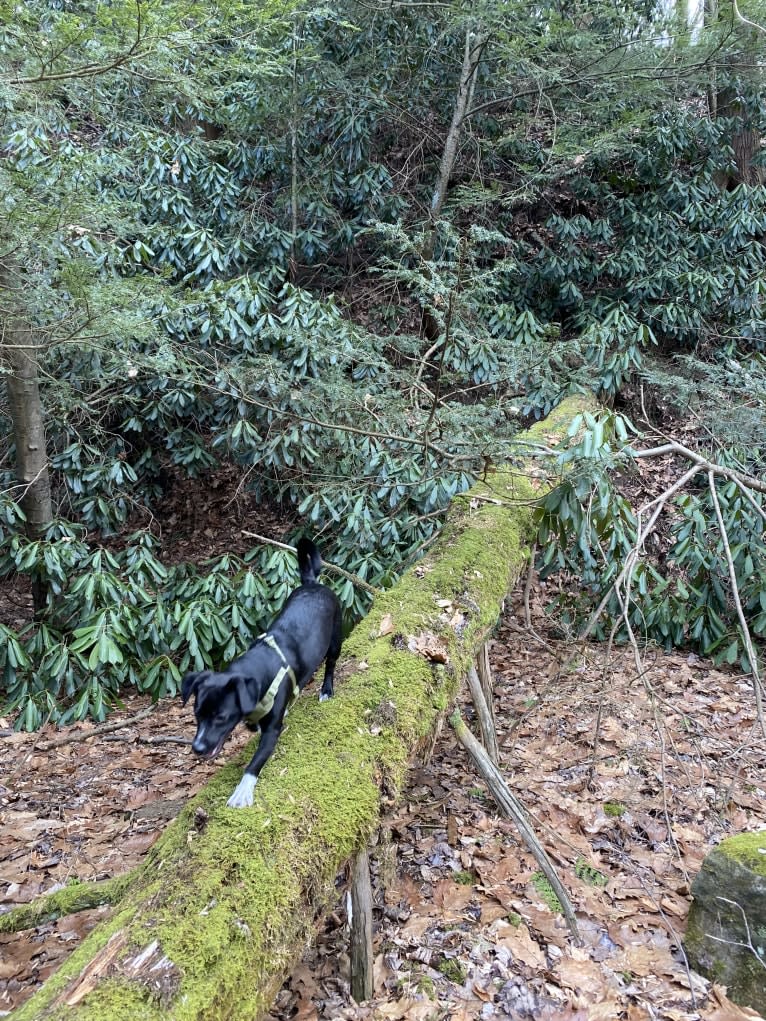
[1,580,765,1019]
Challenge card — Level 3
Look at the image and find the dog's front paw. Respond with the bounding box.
[227,774,257,808]
[319,691,332,702]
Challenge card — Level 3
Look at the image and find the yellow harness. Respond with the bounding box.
[245,634,299,727]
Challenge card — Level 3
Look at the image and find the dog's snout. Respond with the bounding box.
[191,723,209,756]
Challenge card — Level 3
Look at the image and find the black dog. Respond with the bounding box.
[181,537,342,808]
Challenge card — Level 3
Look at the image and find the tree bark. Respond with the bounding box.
[13,396,595,1021]
[426,26,489,238]
[0,257,53,613]
[349,847,374,1002]
[419,25,489,344]
[466,663,499,763]
[289,18,301,283]
[708,0,765,186]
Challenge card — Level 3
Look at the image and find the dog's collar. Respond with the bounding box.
[245,634,299,727]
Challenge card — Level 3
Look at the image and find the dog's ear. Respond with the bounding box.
[231,674,258,715]
[181,671,210,705]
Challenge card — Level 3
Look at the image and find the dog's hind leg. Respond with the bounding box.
[319,610,343,702]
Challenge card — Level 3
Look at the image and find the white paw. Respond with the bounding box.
[227,774,257,808]
[319,692,331,702]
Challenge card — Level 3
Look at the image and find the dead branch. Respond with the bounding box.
[475,643,495,718]
[523,543,536,629]
[0,873,132,935]
[449,709,580,943]
[634,441,766,494]
[35,705,156,752]
[102,734,191,745]
[708,471,765,733]
[8,1,147,85]
[586,625,616,790]
[349,846,374,1002]
[466,665,499,763]
[241,532,378,596]
[581,464,700,640]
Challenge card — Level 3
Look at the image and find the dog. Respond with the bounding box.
[181,537,342,808]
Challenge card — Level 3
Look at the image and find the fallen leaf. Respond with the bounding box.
[406,631,449,664]
[378,614,394,637]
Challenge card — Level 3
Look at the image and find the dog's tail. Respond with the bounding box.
[297,536,322,585]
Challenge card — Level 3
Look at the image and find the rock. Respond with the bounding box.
[684,831,766,1013]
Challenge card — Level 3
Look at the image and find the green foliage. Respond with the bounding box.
[536,412,766,670]
[603,801,626,818]
[531,872,563,914]
[3,0,766,728]
[436,958,467,984]
[574,858,608,887]
[0,524,318,728]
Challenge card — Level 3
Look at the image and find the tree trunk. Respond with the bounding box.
[13,396,595,1021]
[426,26,489,239]
[418,25,489,344]
[289,18,301,284]
[0,257,53,614]
[705,0,718,118]
[707,0,765,186]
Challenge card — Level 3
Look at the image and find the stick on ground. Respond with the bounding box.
[466,665,499,764]
[450,709,580,943]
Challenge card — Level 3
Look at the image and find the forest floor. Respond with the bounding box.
[2,576,765,1020]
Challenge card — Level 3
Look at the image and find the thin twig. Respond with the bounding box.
[103,734,191,745]
[523,542,536,630]
[36,705,156,751]
[732,0,766,34]
[581,464,699,640]
[634,442,766,494]
[707,471,765,733]
[733,477,766,527]
[610,552,687,871]
[8,0,147,85]
[587,624,616,790]
[706,897,766,969]
[241,531,378,596]
[450,709,580,943]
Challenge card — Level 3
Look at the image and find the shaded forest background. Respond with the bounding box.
[1,0,765,728]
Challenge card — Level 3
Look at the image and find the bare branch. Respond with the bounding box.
[241,531,378,596]
[732,0,766,34]
[707,471,765,733]
[6,1,147,86]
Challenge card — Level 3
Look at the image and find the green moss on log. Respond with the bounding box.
[15,395,594,1021]
[684,831,766,1014]
[0,874,133,935]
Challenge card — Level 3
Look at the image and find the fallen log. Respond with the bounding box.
[0,875,132,936]
[14,395,591,1021]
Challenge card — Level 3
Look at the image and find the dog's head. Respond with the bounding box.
[181,671,256,760]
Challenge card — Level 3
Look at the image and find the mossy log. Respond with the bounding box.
[0,875,132,935]
[15,396,591,1021]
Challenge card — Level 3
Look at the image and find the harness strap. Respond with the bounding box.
[245,634,299,727]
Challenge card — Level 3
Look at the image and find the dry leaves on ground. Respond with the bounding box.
[2,583,765,1020]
